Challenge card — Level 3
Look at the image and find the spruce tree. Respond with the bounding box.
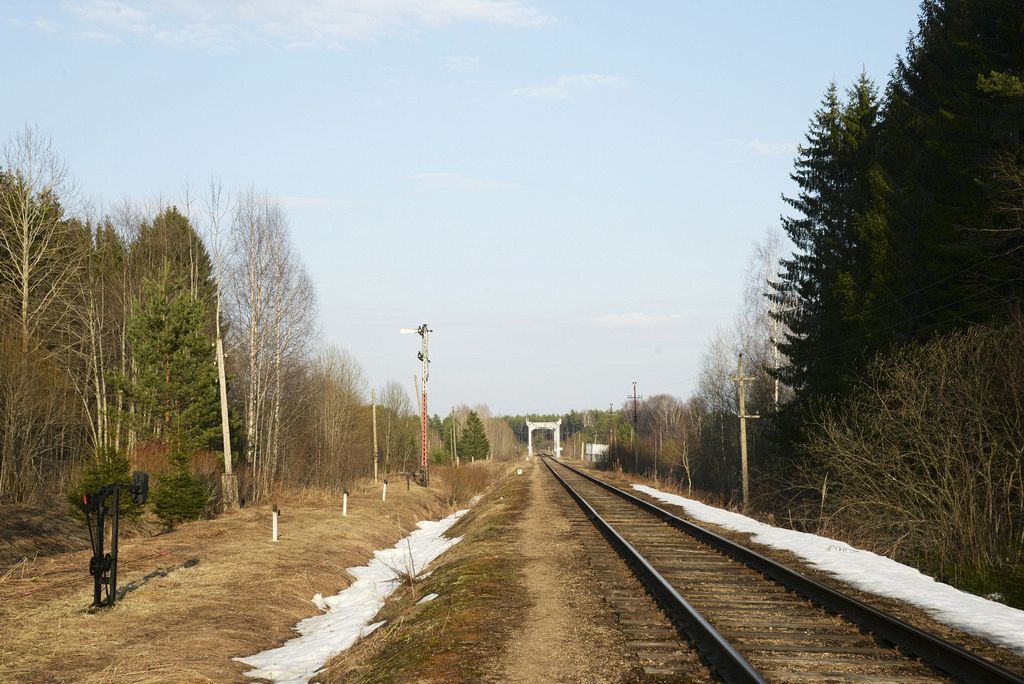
[866,0,1024,344]
[773,76,880,413]
[123,267,220,452]
[150,442,207,527]
[130,206,217,320]
[459,411,490,462]
[118,267,216,526]
[67,446,140,519]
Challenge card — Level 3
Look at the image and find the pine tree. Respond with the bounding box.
[459,411,490,462]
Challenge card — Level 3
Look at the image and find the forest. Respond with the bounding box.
[517,0,1024,606]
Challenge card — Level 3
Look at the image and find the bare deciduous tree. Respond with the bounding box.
[379,381,415,472]
[0,125,79,353]
[227,189,317,500]
[737,225,792,410]
[303,346,368,487]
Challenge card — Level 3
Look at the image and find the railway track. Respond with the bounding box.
[543,457,1024,684]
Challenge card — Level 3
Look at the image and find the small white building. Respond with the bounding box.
[584,443,609,463]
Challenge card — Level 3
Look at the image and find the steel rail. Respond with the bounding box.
[549,458,1024,684]
[542,457,767,684]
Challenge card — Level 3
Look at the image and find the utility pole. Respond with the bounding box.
[608,403,615,451]
[450,407,460,467]
[730,353,759,512]
[627,382,644,472]
[215,320,236,510]
[402,324,432,485]
[770,316,781,412]
[626,382,643,473]
[371,389,379,483]
[206,180,236,512]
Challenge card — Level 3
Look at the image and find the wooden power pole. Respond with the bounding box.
[371,388,379,483]
[216,336,237,510]
[450,408,460,467]
[627,382,644,472]
[730,353,759,512]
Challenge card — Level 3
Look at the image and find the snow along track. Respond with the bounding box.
[543,457,1024,684]
[235,507,470,684]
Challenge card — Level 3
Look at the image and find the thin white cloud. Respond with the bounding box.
[4,16,62,31]
[68,1,149,28]
[75,29,122,43]
[275,195,365,210]
[53,0,550,50]
[511,73,626,99]
[730,139,797,155]
[442,55,481,70]
[412,172,505,191]
[592,312,683,328]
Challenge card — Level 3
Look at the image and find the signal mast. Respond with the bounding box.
[400,324,432,485]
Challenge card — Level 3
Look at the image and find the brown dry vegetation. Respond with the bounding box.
[798,321,1024,604]
[1,506,91,569]
[320,464,530,683]
[0,465,505,684]
[432,461,508,506]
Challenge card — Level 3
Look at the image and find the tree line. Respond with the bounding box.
[0,133,437,522]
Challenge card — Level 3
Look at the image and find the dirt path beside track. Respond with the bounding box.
[491,461,634,682]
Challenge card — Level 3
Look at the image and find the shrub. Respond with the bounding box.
[435,461,497,505]
[150,444,207,527]
[801,319,1024,603]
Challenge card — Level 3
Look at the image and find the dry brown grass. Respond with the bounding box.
[0,505,91,569]
[431,461,513,505]
[0,477,456,683]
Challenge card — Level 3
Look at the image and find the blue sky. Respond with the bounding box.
[0,1,922,415]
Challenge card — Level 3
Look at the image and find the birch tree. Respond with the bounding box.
[227,189,316,500]
[304,347,367,488]
[738,226,791,411]
[0,125,79,353]
[0,127,90,501]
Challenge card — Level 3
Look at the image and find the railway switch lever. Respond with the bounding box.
[79,471,150,608]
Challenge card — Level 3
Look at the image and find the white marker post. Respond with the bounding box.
[271,505,280,542]
[343,490,349,517]
[382,479,388,502]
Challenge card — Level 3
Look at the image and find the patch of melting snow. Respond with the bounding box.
[416,592,439,605]
[235,507,470,684]
[632,483,1024,655]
